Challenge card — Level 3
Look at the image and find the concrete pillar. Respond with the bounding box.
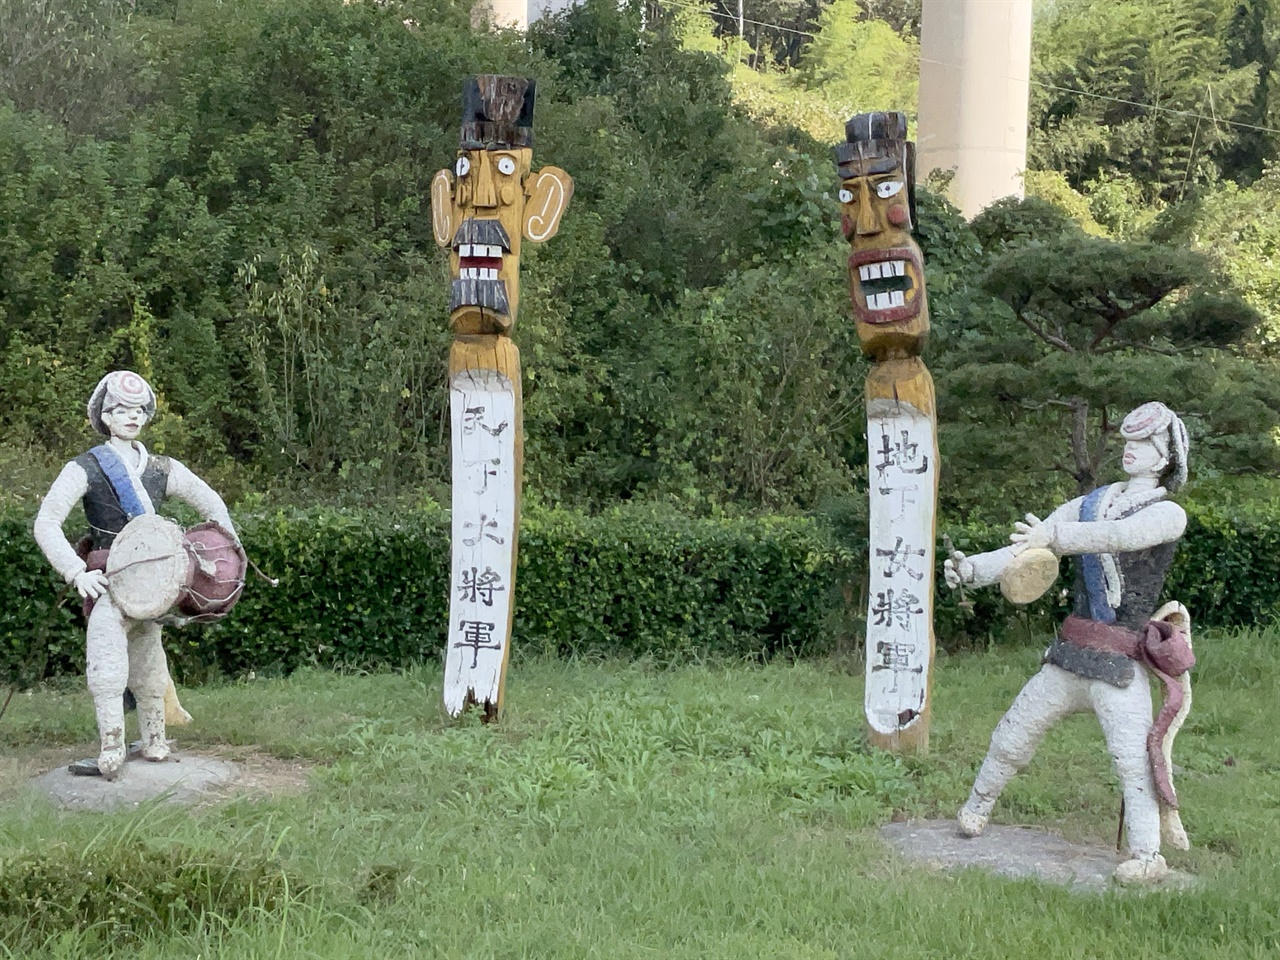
[917,0,1033,219]
[472,0,529,29]
[472,0,580,30]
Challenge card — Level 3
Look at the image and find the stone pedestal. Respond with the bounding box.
[32,755,240,812]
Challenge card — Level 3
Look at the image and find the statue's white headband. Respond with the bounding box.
[1120,401,1189,490]
[87,370,156,436]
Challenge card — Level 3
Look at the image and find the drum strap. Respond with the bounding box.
[88,445,151,521]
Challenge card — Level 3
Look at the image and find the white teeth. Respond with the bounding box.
[858,260,910,310]
[458,244,505,260]
[858,260,907,282]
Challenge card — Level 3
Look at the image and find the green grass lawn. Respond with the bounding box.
[3,627,1280,959]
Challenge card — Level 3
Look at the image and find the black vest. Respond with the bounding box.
[1044,539,1179,686]
[74,451,170,549]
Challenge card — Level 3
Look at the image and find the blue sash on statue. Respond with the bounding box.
[88,444,150,521]
[1078,486,1115,624]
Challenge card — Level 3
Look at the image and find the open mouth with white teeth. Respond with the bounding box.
[849,247,923,324]
[456,243,504,281]
[451,220,512,315]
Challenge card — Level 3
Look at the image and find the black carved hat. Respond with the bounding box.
[834,111,916,227]
[460,75,536,150]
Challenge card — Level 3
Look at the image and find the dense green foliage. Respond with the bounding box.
[1,503,856,685]
[0,0,873,511]
[3,0,1280,677]
[1030,0,1260,200]
[942,199,1278,494]
[2,0,1278,519]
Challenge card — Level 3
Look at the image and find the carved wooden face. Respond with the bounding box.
[431,148,573,335]
[839,156,929,358]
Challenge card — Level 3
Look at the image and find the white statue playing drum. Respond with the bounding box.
[944,402,1195,885]
[34,371,244,780]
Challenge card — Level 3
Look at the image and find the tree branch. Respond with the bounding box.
[1014,309,1076,353]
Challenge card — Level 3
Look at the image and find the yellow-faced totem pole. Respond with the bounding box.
[430,76,574,718]
[835,112,939,753]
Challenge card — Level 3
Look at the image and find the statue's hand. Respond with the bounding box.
[1010,513,1054,554]
[943,551,975,589]
[72,569,109,600]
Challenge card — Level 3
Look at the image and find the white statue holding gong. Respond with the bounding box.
[34,371,244,780]
[944,401,1195,884]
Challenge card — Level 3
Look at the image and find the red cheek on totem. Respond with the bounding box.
[887,205,908,227]
[841,213,854,238]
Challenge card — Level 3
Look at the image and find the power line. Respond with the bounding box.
[657,0,1280,139]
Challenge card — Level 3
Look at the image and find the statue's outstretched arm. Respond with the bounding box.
[1049,501,1187,556]
[946,497,1082,590]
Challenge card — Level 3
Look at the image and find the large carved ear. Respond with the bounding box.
[523,166,574,243]
[430,169,454,248]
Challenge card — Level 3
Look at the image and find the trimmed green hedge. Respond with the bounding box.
[1,505,854,685]
[3,499,1276,686]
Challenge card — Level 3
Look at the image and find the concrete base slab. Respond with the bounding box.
[881,819,1193,892]
[32,754,240,813]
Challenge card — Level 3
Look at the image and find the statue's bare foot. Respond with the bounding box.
[140,740,171,762]
[957,804,988,838]
[98,746,126,781]
[1114,853,1170,885]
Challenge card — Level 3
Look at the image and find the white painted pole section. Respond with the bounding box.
[917,0,1033,218]
[445,369,518,716]
[865,398,936,737]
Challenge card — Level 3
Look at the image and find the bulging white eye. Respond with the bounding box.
[838,188,854,204]
[455,156,471,177]
[876,181,904,199]
[497,156,516,175]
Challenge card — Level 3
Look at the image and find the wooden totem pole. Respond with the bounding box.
[835,112,939,753]
[430,76,573,718]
